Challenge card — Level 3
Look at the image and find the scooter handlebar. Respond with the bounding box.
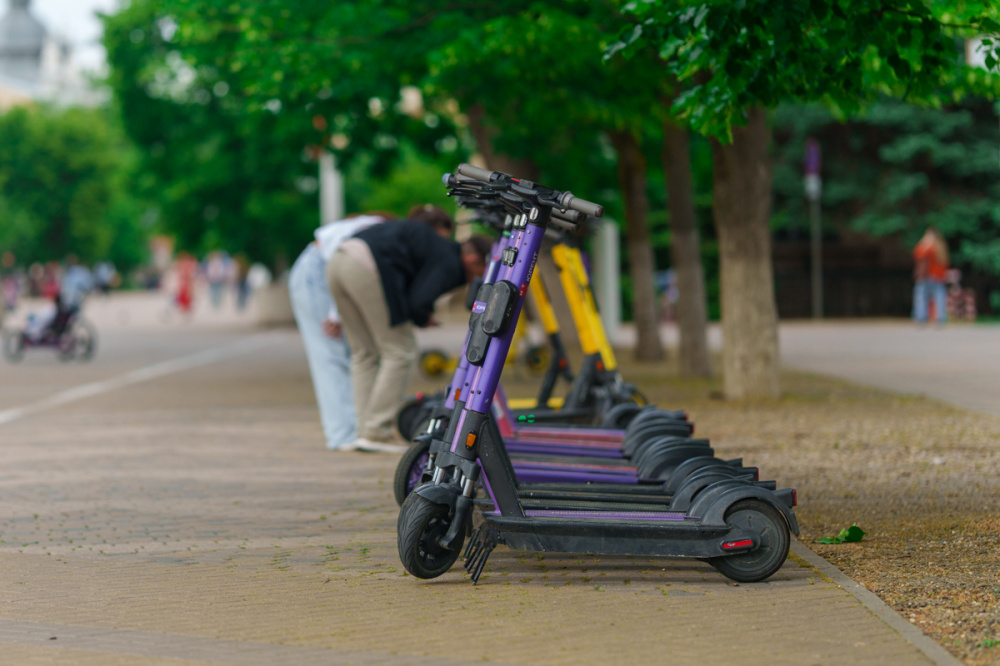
[456,163,494,182]
[450,164,604,218]
[559,192,604,218]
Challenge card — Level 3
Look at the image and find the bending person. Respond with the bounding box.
[288,214,387,450]
[329,220,490,451]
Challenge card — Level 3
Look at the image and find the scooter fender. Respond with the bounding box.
[412,483,461,511]
[688,482,800,536]
[631,436,709,470]
[669,472,756,513]
[634,441,715,479]
[600,402,644,428]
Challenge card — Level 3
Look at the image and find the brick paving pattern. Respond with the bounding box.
[0,300,941,664]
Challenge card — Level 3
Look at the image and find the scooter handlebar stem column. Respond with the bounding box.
[462,211,549,418]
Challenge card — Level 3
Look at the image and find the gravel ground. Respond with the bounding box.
[454,353,1000,665]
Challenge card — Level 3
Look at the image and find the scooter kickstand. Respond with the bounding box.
[463,524,501,584]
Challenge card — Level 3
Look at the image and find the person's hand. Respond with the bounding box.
[322,319,342,338]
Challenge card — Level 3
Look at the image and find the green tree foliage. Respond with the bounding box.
[616,0,1000,138]
[101,0,473,265]
[101,0,687,360]
[613,0,1000,399]
[0,106,148,269]
[773,97,1000,274]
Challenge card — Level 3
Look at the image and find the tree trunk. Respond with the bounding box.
[466,104,539,181]
[609,129,664,362]
[710,107,780,399]
[662,121,711,377]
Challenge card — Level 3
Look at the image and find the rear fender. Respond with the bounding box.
[689,483,800,536]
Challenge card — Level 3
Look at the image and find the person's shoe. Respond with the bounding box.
[350,437,408,454]
[328,441,360,452]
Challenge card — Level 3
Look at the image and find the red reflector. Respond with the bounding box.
[722,539,754,550]
[753,469,759,481]
[416,391,424,400]
[559,359,567,368]
[454,389,461,401]
[792,490,798,507]
[596,361,604,371]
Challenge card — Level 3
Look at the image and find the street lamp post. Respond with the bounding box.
[804,138,823,319]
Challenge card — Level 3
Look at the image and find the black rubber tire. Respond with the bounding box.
[625,407,671,431]
[623,420,694,457]
[2,329,24,363]
[600,402,643,429]
[393,433,432,506]
[708,499,790,583]
[397,494,464,579]
[396,400,426,441]
[73,318,97,361]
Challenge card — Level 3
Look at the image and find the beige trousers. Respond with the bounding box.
[327,250,416,441]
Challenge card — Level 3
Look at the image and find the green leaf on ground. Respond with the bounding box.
[815,524,867,544]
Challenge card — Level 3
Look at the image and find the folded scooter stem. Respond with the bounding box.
[437,208,551,519]
[442,225,512,411]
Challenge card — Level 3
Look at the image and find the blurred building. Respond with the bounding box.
[0,0,98,109]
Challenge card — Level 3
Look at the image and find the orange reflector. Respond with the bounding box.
[454,388,461,401]
[559,359,568,369]
[722,539,754,551]
[465,433,477,449]
[596,361,604,372]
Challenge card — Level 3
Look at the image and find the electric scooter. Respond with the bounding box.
[397,165,797,584]
[393,203,710,505]
[396,202,660,440]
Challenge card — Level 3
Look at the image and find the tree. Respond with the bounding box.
[662,114,711,376]
[0,106,149,269]
[617,0,1000,398]
[771,95,1000,309]
[119,0,675,358]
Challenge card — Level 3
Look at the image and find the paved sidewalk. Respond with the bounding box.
[615,319,1000,417]
[0,305,950,664]
[779,321,1000,418]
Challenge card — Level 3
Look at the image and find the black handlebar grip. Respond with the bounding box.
[559,192,604,218]
[553,209,584,224]
[456,163,494,182]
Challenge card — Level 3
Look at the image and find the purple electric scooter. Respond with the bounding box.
[393,202,745,505]
[397,165,797,585]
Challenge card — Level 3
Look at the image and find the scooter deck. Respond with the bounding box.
[483,512,738,559]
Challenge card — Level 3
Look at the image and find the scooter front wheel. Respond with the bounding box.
[393,435,432,506]
[708,499,790,583]
[397,494,464,579]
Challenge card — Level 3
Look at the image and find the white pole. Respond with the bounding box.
[319,151,344,226]
[591,219,621,345]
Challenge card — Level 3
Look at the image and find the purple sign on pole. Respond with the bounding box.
[804,138,822,175]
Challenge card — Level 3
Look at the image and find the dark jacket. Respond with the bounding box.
[354,220,465,327]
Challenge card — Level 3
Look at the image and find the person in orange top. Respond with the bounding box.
[912,227,949,325]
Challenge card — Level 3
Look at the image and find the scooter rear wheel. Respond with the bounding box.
[393,434,432,506]
[708,499,789,583]
[398,494,464,579]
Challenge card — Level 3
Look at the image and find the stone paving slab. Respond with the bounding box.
[0,326,942,665]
